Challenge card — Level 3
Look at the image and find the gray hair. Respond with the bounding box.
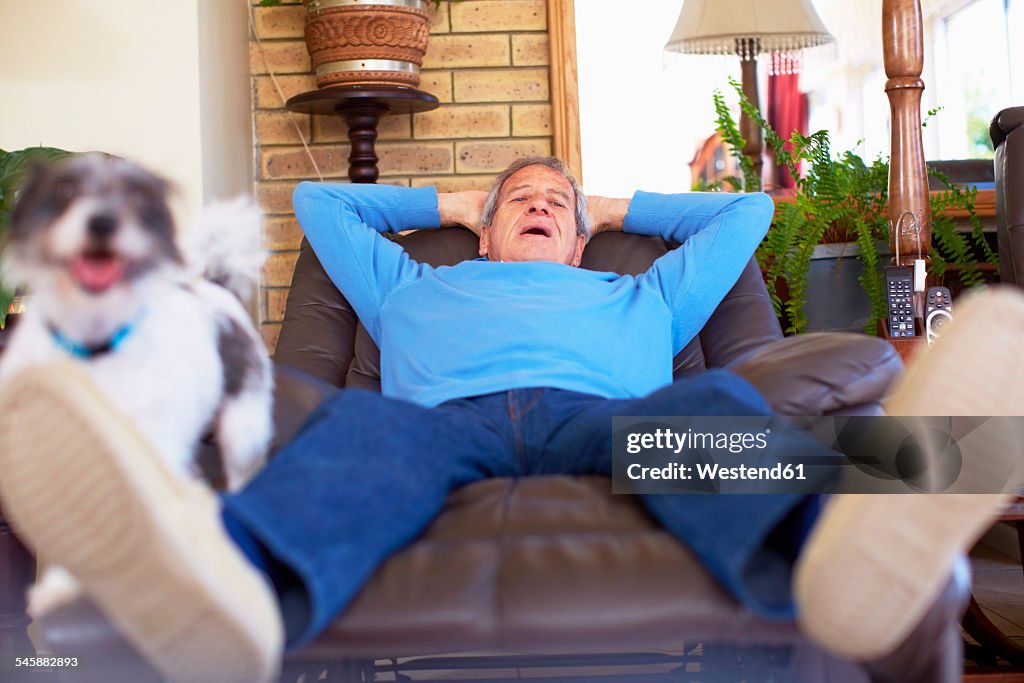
[481,156,590,239]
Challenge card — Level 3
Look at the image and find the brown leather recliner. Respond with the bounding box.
[16,226,970,682]
[992,106,1024,287]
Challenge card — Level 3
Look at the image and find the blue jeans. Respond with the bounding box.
[221,370,824,649]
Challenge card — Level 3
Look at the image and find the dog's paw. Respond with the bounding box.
[28,567,82,619]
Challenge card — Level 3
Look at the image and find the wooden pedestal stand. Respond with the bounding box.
[286,85,439,184]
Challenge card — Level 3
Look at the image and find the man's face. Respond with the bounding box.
[479,164,585,266]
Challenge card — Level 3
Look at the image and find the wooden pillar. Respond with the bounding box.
[737,38,764,190]
[883,0,931,265]
[343,106,386,184]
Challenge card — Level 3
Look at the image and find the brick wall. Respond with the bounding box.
[249,0,553,352]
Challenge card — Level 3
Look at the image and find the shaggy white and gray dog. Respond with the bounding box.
[0,153,274,616]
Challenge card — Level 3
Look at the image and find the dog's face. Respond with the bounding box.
[7,153,182,299]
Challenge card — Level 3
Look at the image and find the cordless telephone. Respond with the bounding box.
[885,267,915,337]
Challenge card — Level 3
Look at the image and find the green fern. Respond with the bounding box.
[0,146,73,325]
[712,85,759,193]
[926,166,997,287]
[711,80,995,335]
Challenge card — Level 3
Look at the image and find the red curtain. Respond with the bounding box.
[767,53,808,191]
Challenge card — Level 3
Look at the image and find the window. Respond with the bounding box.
[574,0,735,195]
[931,0,1018,158]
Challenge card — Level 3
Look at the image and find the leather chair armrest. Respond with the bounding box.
[273,239,358,388]
[991,106,1024,287]
[196,363,338,484]
[270,363,340,452]
[990,106,1024,150]
[726,333,903,416]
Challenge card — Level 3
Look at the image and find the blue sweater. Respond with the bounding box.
[293,183,773,407]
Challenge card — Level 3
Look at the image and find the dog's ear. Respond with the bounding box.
[10,159,53,231]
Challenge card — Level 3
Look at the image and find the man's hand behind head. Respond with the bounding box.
[586,195,630,237]
[438,191,488,236]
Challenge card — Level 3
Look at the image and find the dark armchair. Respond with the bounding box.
[992,106,1024,288]
[8,225,972,683]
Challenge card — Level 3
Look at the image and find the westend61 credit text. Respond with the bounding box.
[626,461,806,482]
[612,415,1024,495]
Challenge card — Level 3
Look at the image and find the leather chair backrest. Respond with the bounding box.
[991,106,1024,287]
[274,227,783,390]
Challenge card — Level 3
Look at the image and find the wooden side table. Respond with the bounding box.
[963,499,1024,669]
[0,516,35,658]
[0,324,36,659]
[877,317,924,365]
[874,313,1024,668]
[286,85,439,184]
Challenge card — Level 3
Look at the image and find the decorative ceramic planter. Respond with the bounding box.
[803,242,889,333]
[304,0,431,89]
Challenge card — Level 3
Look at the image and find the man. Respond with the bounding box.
[0,157,1021,683]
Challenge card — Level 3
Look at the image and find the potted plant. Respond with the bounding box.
[259,0,437,90]
[0,146,72,328]
[711,79,996,335]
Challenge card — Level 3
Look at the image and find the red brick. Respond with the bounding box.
[511,104,551,136]
[261,146,352,181]
[414,104,510,139]
[313,112,412,144]
[256,181,301,215]
[512,33,548,66]
[450,1,546,32]
[251,5,305,40]
[419,70,454,103]
[376,142,455,176]
[411,175,496,192]
[264,216,304,251]
[266,288,290,322]
[254,74,317,109]
[453,68,549,103]
[260,322,282,354]
[255,110,311,146]
[423,34,510,69]
[429,1,451,34]
[262,251,299,287]
[249,40,310,75]
[455,139,551,173]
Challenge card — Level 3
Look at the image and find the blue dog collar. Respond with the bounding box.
[48,314,143,359]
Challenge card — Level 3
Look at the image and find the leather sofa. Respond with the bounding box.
[992,106,1024,287]
[3,225,971,682]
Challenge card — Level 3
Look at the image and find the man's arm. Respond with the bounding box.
[616,191,775,352]
[292,182,441,342]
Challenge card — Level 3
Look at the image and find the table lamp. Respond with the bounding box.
[664,0,835,188]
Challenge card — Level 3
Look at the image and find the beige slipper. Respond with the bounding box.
[795,287,1024,661]
[0,361,283,683]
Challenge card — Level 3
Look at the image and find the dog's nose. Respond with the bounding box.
[87,213,118,239]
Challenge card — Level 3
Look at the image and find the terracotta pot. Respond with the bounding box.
[304,0,431,89]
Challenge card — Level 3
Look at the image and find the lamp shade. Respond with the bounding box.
[664,0,834,59]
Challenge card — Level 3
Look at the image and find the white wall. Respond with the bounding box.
[0,0,252,226]
[198,0,254,207]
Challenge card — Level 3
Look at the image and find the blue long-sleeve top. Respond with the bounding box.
[293,183,773,407]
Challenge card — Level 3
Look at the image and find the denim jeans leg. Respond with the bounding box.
[539,370,825,619]
[220,388,516,649]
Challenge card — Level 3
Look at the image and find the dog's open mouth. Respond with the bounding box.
[71,249,125,293]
